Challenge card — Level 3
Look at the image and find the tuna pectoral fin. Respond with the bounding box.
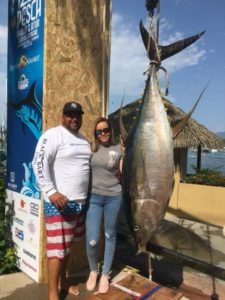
[119,91,128,144]
[172,82,210,139]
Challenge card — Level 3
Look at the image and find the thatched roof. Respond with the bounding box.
[109,98,223,149]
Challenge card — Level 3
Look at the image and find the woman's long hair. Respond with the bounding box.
[91,117,116,152]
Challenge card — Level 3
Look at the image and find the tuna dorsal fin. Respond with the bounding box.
[172,81,210,139]
[119,91,128,145]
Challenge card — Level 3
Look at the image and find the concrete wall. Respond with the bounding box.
[168,149,225,227]
[170,183,225,227]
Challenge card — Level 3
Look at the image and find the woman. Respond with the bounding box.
[86,117,124,294]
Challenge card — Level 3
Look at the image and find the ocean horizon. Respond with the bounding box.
[187,150,225,175]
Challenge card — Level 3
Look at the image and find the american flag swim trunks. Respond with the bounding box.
[44,201,86,259]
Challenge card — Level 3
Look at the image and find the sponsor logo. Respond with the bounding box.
[8,172,17,190]
[8,182,17,190]
[15,227,24,241]
[22,259,37,273]
[30,202,39,217]
[14,217,24,226]
[20,199,26,208]
[18,74,29,90]
[23,249,36,260]
[19,55,28,68]
[28,219,36,234]
[10,54,40,71]
[18,198,28,214]
[10,172,15,183]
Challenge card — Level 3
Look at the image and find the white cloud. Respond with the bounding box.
[0,25,7,80]
[0,72,7,124]
[109,13,147,102]
[109,13,206,111]
[0,25,7,55]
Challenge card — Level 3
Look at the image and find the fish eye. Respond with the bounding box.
[133,225,139,232]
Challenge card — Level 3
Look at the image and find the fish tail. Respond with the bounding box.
[160,31,206,61]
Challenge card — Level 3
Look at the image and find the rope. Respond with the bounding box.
[159,66,169,96]
[145,0,158,16]
[147,1,161,65]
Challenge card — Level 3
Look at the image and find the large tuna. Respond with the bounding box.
[122,19,205,252]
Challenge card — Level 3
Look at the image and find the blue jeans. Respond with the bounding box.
[85,193,123,275]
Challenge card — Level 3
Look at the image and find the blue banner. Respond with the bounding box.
[7,0,44,199]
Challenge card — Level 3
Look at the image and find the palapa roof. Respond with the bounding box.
[109,98,223,149]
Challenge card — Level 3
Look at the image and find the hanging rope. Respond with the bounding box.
[145,0,170,96]
[159,66,169,96]
[145,0,158,17]
[145,0,161,65]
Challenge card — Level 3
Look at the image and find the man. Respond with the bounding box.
[32,101,92,300]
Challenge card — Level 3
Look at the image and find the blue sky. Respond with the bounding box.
[1,0,225,133]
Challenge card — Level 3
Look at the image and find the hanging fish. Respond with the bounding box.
[121,20,206,252]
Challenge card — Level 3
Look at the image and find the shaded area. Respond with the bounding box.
[115,211,225,300]
[115,233,222,299]
[117,210,225,279]
[150,219,225,267]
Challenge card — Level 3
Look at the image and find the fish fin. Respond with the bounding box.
[163,99,176,118]
[119,90,128,144]
[140,20,205,62]
[139,20,158,60]
[10,81,42,114]
[160,31,206,61]
[172,81,210,138]
[26,82,42,114]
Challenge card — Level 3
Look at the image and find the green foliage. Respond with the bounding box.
[0,179,18,274]
[183,168,225,187]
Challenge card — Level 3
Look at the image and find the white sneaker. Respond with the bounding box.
[98,274,110,293]
[86,271,98,291]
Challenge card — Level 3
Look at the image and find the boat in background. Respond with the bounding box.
[202,148,218,153]
[211,149,218,153]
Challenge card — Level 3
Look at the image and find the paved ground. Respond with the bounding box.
[1,267,225,300]
[1,216,225,300]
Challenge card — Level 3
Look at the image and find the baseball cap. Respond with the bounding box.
[63,101,84,114]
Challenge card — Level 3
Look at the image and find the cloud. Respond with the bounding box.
[0,25,8,55]
[0,25,7,76]
[109,13,206,111]
[0,72,7,122]
[109,13,147,103]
